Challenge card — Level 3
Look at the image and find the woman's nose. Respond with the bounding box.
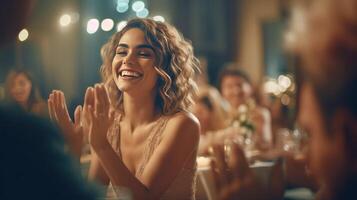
[123,52,134,65]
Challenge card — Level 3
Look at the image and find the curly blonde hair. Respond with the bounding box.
[100,18,199,115]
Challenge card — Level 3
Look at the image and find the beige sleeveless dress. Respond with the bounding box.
[106,115,197,200]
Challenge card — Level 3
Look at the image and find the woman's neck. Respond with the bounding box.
[122,92,160,128]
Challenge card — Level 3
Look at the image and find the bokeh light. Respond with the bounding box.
[101,18,114,31]
[117,21,127,32]
[278,75,292,89]
[59,14,71,27]
[136,8,149,18]
[153,15,165,22]
[116,2,129,13]
[18,29,29,42]
[87,18,100,34]
[132,1,145,12]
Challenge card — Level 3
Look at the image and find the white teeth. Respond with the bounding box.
[120,70,141,78]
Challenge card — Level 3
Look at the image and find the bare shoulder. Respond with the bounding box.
[164,111,200,142]
[167,111,200,130]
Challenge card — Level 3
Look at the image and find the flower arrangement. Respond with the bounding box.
[230,99,256,146]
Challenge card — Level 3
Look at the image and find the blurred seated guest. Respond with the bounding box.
[4,69,48,117]
[192,90,227,135]
[218,66,273,150]
[192,90,229,155]
[257,82,295,145]
[291,0,357,198]
[0,1,99,199]
[0,106,100,200]
[194,56,231,116]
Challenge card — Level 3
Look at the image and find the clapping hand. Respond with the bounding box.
[85,84,115,150]
[211,142,263,200]
[48,90,83,157]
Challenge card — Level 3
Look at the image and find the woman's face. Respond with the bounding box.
[10,73,32,104]
[112,28,158,96]
[220,75,252,108]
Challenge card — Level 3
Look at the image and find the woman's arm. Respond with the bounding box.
[88,151,110,185]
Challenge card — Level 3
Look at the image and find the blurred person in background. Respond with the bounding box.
[49,18,200,200]
[0,109,100,200]
[192,91,226,135]
[210,0,357,199]
[194,56,230,117]
[4,69,48,117]
[218,66,273,150]
[292,0,357,198]
[191,90,230,155]
[0,0,100,199]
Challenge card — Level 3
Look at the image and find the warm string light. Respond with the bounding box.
[87,18,99,34]
[101,19,114,31]
[19,2,167,37]
[117,21,127,32]
[18,29,29,42]
[59,14,71,27]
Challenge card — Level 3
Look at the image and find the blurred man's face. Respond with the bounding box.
[298,83,346,187]
[220,75,252,108]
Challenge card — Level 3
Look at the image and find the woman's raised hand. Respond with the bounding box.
[210,142,263,200]
[86,84,115,150]
[48,90,83,157]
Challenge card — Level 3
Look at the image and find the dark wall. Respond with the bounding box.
[150,0,240,86]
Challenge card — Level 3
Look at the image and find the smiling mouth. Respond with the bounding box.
[119,70,143,79]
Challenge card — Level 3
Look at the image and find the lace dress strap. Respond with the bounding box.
[136,116,169,177]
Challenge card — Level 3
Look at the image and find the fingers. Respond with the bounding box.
[94,84,110,117]
[210,144,232,189]
[210,142,252,195]
[74,105,82,127]
[82,87,94,124]
[228,143,251,179]
[54,90,72,123]
[59,90,71,120]
[94,85,102,115]
[87,105,95,121]
[211,159,223,192]
[84,87,95,109]
[48,90,77,128]
[48,93,57,121]
[54,90,61,114]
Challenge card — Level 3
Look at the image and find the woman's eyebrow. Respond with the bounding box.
[117,43,128,48]
[117,43,154,51]
[136,44,154,51]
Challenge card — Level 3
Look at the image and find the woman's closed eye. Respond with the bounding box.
[137,50,152,58]
[116,50,127,56]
